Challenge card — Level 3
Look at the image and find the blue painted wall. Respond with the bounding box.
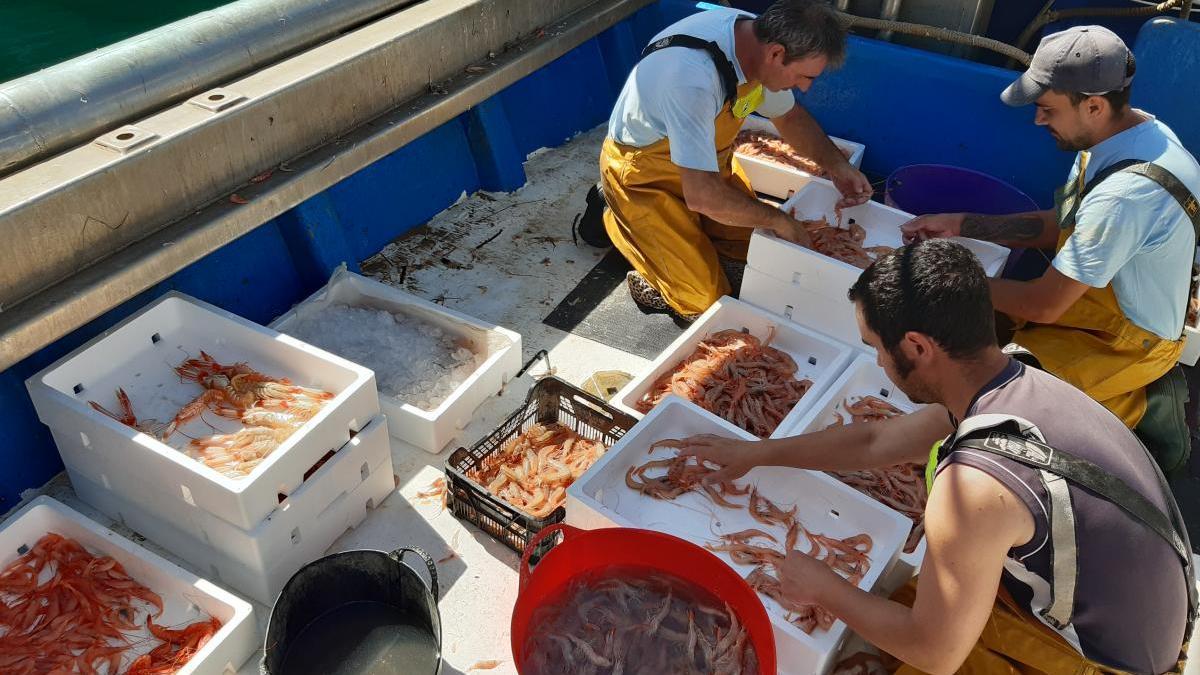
[799,35,1070,208]
[1,221,305,509]
[1133,18,1200,158]
[1,0,1197,509]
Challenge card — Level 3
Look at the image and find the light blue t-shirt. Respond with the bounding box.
[1054,113,1200,340]
[606,7,796,172]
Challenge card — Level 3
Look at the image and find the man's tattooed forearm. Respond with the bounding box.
[960,214,1044,243]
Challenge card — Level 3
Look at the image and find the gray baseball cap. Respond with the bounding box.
[1001,25,1133,106]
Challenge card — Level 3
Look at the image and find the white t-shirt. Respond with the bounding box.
[606,7,796,172]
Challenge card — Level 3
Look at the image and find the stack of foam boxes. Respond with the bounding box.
[26,292,394,605]
[740,178,1012,349]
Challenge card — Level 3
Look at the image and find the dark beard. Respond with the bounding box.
[889,348,934,405]
[1054,134,1089,152]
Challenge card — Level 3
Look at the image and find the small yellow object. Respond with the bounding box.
[732,83,764,119]
[581,370,633,401]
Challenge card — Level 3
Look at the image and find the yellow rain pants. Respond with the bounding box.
[1011,155,1184,428]
[889,580,1176,675]
[600,81,763,317]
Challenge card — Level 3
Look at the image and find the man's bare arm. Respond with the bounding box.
[961,210,1059,249]
[679,167,812,246]
[989,266,1091,324]
[676,404,953,486]
[758,404,951,471]
[798,464,1034,673]
[769,105,846,172]
[771,106,872,207]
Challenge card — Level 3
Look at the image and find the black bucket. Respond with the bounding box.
[261,547,441,675]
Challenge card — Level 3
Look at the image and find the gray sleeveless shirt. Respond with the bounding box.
[936,359,1187,674]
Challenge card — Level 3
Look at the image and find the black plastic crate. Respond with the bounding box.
[445,376,637,559]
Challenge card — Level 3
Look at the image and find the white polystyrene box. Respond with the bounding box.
[271,267,523,453]
[613,296,855,435]
[1182,321,1200,366]
[566,398,910,675]
[25,291,380,530]
[1179,248,1200,366]
[740,179,1013,348]
[66,415,394,605]
[736,114,866,200]
[773,352,928,592]
[0,496,256,674]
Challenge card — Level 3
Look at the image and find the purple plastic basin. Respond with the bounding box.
[884,164,1039,216]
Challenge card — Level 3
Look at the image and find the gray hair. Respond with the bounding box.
[753,0,847,66]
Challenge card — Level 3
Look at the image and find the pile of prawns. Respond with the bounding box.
[468,423,607,519]
[626,439,873,635]
[636,328,814,439]
[826,396,927,553]
[89,351,333,479]
[0,532,222,674]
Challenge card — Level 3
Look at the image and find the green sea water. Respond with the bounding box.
[0,1,228,84]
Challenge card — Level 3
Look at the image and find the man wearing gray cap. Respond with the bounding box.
[904,25,1200,476]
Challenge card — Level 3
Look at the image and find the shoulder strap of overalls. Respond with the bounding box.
[641,34,738,106]
[1082,158,1200,239]
[943,421,1197,636]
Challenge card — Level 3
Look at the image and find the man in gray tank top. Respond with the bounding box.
[677,239,1191,673]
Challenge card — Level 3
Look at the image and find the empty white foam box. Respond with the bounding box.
[66,415,394,605]
[25,291,380,530]
[271,266,523,453]
[613,296,855,435]
[0,496,256,674]
[736,114,866,200]
[774,352,928,591]
[740,178,1013,348]
[566,397,910,675]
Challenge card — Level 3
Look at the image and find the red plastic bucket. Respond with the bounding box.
[511,524,776,674]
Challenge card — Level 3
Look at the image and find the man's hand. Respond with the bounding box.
[680,167,812,249]
[901,213,965,244]
[776,548,844,606]
[769,213,815,248]
[769,106,871,208]
[826,162,873,209]
[671,434,764,484]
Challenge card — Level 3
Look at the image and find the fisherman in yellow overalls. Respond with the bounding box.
[904,26,1200,475]
[587,0,872,320]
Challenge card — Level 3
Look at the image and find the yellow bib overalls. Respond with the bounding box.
[600,39,766,318]
[1012,153,1185,429]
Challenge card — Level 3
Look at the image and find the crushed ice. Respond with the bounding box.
[285,304,482,410]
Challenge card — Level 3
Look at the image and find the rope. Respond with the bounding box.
[1015,0,1186,52]
[837,12,1034,65]
[833,1,1189,71]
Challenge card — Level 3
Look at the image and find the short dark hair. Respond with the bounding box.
[753,0,847,66]
[1064,52,1136,114]
[847,240,996,360]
